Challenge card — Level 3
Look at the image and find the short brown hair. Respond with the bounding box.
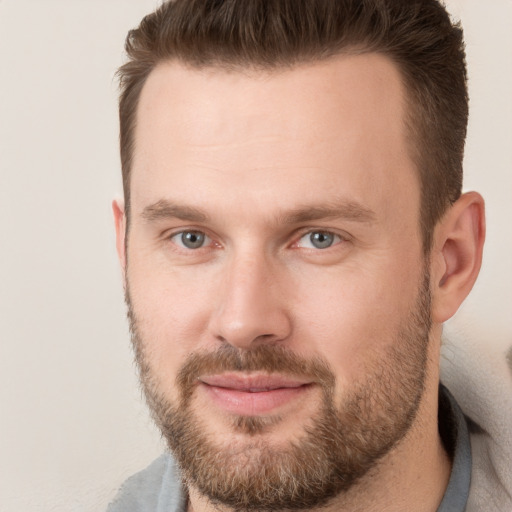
[117,0,468,252]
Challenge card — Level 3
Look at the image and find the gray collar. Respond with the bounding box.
[436,384,472,512]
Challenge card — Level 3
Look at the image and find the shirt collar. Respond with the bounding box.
[436,384,472,512]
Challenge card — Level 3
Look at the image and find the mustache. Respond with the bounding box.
[175,344,335,405]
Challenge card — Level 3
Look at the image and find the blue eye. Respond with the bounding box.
[171,230,211,249]
[298,231,341,249]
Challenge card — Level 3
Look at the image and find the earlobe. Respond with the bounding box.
[431,191,485,323]
[112,199,127,275]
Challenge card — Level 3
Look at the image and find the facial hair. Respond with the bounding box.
[126,270,431,512]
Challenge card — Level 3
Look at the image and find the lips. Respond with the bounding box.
[199,373,312,415]
[200,373,310,391]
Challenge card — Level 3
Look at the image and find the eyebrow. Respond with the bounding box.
[141,200,209,223]
[279,202,376,225]
[141,199,376,225]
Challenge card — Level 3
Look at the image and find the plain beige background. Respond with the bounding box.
[0,1,510,511]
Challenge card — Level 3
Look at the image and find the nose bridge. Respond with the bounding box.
[209,247,291,349]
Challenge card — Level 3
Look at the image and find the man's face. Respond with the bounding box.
[121,54,432,510]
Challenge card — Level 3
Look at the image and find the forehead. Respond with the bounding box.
[131,54,419,224]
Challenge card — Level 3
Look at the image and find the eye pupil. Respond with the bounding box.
[310,231,334,249]
[181,231,205,249]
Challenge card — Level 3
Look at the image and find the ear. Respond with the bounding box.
[112,199,127,277]
[431,191,485,323]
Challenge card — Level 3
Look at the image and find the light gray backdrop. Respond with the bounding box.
[0,1,510,511]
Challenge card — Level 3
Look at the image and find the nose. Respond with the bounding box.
[208,253,292,350]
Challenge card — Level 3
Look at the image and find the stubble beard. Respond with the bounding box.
[126,270,431,512]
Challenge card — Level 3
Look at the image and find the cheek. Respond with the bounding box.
[292,261,422,386]
[127,261,218,394]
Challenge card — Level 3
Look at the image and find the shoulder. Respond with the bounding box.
[466,419,512,512]
[440,339,512,511]
[106,453,186,512]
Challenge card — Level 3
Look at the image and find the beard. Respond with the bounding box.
[126,270,431,512]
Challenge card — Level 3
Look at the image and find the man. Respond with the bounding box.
[108,1,493,510]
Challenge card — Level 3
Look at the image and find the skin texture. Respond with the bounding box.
[114,54,485,511]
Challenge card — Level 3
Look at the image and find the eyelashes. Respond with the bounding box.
[295,231,343,250]
[170,230,213,250]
